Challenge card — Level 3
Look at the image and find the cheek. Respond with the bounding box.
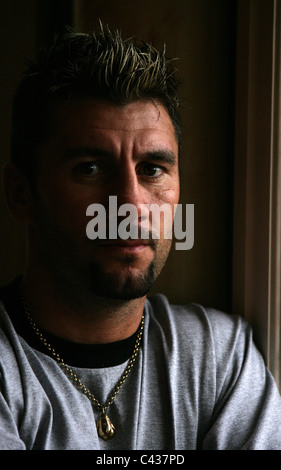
[39,171,88,213]
[152,183,180,209]
[144,189,179,240]
[161,186,179,203]
[33,186,88,243]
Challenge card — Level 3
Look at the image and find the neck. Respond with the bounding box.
[22,268,146,345]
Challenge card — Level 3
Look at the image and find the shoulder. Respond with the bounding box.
[145,294,254,368]
[0,300,22,360]
[145,294,248,342]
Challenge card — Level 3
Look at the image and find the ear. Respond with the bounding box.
[2,162,34,225]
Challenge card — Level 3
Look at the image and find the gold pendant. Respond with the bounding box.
[97,411,115,440]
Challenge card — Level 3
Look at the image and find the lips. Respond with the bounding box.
[96,239,153,254]
[99,239,150,246]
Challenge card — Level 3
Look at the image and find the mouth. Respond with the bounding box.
[96,239,154,254]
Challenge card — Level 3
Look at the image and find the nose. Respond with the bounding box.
[103,162,150,239]
[113,162,144,212]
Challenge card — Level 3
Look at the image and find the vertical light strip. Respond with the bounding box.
[268,0,281,387]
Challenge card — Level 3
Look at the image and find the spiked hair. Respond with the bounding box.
[11,22,181,185]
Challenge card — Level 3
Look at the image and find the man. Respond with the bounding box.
[1,23,281,450]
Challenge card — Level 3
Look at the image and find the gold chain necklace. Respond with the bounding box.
[21,298,144,440]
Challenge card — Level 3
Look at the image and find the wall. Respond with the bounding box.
[0,1,235,312]
[0,1,37,287]
[0,0,72,287]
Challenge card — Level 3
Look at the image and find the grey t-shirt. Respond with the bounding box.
[1,292,281,450]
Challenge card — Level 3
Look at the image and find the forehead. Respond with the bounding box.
[48,99,178,154]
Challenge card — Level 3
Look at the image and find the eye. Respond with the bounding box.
[75,161,102,177]
[139,163,164,178]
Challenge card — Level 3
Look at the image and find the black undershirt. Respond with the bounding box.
[0,277,140,368]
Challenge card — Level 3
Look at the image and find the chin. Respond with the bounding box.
[88,261,157,301]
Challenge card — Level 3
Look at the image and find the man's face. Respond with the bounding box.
[29,99,180,301]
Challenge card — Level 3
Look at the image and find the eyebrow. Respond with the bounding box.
[62,146,177,165]
[145,149,177,166]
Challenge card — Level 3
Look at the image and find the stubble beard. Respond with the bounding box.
[36,237,170,306]
[84,255,157,300]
